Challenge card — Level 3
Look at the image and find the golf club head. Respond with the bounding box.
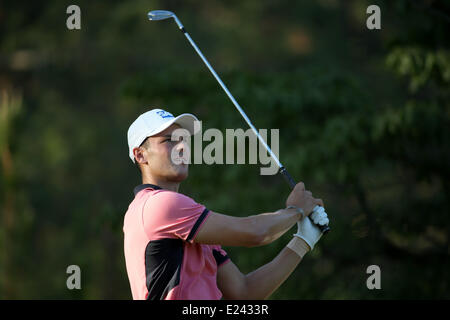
[147,10,184,30]
[148,10,175,21]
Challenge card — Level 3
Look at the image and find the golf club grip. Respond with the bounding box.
[279,167,331,234]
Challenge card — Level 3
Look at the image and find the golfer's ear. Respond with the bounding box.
[133,147,147,165]
[193,211,264,247]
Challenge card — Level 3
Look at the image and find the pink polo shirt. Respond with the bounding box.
[123,184,230,300]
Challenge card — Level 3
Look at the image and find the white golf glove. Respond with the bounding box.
[310,205,329,226]
[294,205,329,250]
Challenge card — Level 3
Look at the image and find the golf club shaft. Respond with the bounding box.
[183,33,282,168]
[177,23,330,234]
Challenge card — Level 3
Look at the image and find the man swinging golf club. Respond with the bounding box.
[123,108,330,300]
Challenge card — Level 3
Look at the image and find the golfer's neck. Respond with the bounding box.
[142,176,180,192]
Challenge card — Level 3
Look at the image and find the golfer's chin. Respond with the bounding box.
[169,164,189,182]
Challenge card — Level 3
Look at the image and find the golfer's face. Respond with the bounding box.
[148,124,189,182]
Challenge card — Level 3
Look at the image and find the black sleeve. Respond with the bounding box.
[212,248,230,266]
[186,208,210,242]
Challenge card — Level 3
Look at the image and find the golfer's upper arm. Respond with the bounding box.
[193,211,263,247]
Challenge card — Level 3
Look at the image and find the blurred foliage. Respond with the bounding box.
[0,0,449,299]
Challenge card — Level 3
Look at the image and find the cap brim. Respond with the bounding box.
[149,113,200,137]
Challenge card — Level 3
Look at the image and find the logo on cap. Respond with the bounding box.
[156,110,174,119]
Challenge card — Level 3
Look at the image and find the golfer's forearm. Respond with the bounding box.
[249,208,301,246]
[244,246,302,299]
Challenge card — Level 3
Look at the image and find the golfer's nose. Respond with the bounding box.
[175,139,188,154]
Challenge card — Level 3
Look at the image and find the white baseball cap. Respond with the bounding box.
[127,108,199,163]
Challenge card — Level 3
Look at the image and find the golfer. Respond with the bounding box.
[123,108,330,300]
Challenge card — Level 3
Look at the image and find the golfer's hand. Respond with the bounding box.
[286,182,324,216]
[294,207,329,250]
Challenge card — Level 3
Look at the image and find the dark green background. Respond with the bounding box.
[1,0,449,299]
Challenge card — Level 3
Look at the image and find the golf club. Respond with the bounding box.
[147,10,330,234]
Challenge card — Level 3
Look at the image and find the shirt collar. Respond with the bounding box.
[133,183,162,196]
